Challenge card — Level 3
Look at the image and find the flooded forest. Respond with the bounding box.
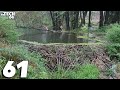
[1,11,120,79]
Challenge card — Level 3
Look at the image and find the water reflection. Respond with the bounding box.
[19,28,85,43]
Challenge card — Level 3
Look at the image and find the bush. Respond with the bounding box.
[69,64,100,79]
[50,64,100,79]
[0,45,48,79]
[105,24,120,61]
[0,17,19,44]
[106,23,120,43]
[106,44,120,55]
[106,43,120,61]
[97,25,111,33]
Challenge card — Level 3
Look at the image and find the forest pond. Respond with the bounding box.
[19,28,89,43]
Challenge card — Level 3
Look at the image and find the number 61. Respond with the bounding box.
[3,61,28,78]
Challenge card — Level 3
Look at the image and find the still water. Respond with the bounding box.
[19,28,87,43]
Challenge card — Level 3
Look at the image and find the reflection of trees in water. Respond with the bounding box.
[52,32,61,43]
[40,33,47,43]
[46,32,77,43]
[46,32,61,43]
[68,33,78,43]
[46,32,52,43]
[60,32,68,43]
[20,28,85,43]
[77,33,84,43]
[60,32,78,43]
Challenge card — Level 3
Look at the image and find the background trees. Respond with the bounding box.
[14,11,120,30]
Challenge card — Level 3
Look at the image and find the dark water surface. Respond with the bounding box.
[18,28,86,43]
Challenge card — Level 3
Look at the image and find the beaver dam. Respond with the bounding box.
[18,40,120,79]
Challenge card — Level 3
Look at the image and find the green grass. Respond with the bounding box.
[0,45,48,79]
[0,17,20,44]
[0,45,100,79]
[49,64,100,79]
[68,64,100,79]
[0,58,7,78]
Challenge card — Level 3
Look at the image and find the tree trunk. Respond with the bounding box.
[74,11,79,29]
[88,11,91,27]
[99,11,104,28]
[104,11,110,25]
[115,11,120,23]
[65,11,70,30]
[70,12,75,29]
[111,11,118,23]
[50,11,62,30]
[83,11,88,25]
[80,11,83,27]
[50,11,56,30]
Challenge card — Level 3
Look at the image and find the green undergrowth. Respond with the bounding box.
[0,45,48,79]
[0,44,100,79]
[0,17,20,44]
[49,64,100,79]
[105,24,120,62]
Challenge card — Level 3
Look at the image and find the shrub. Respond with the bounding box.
[50,64,100,79]
[106,44,120,55]
[0,17,19,44]
[106,43,120,61]
[105,24,120,61]
[0,45,48,79]
[81,25,88,33]
[68,64,100,79]
[106,23,120,43]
